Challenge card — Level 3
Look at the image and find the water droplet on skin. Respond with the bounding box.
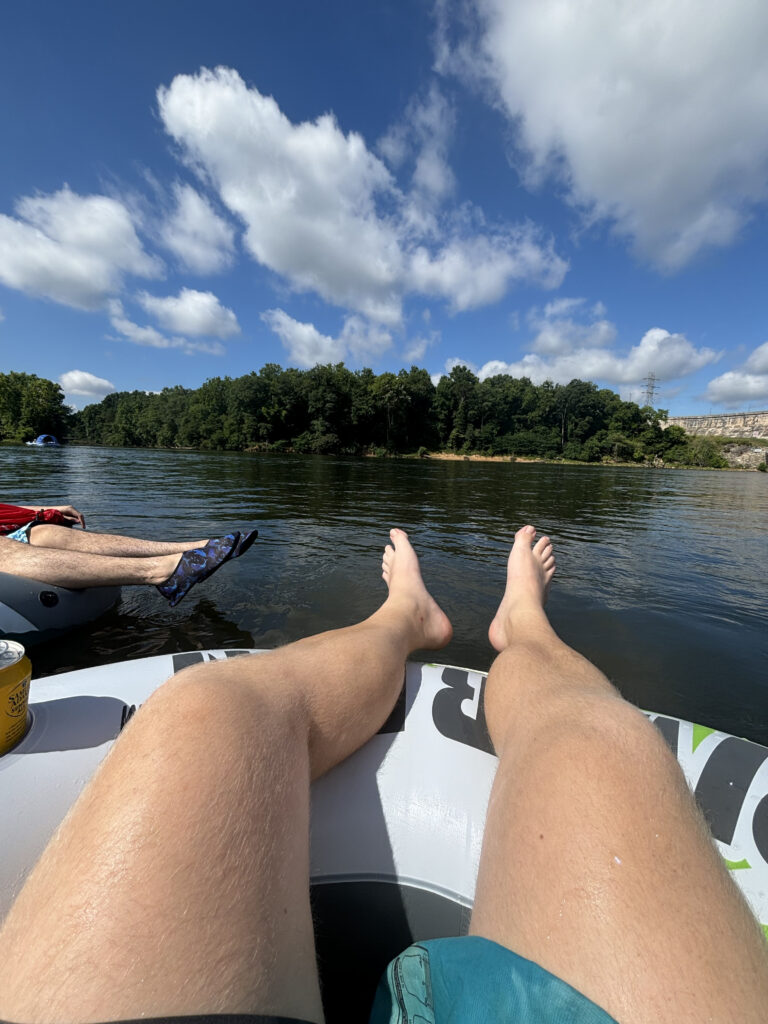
[614,855,622,865]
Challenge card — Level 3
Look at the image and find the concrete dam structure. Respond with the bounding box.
[663,410,768,439]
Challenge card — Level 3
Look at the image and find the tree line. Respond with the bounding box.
[1,366,727,467]
[0,372,71,444]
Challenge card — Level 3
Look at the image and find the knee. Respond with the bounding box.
[542,695,687,799]
[126,661,308,776]
[26,524,59,546]
[93,664,311,852]
[485,640,631,745]
[487,638,595,698]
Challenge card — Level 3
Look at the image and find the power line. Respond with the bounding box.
[643,373,661,406]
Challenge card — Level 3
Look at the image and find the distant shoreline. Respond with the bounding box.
[36,440,768,470]
[396,452,758,471]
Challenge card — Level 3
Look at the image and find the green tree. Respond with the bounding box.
[372,372,411,450]
[434,365,480,449]
[665,435,727,468]
[553,380,608,452]
[400,367,437,450]
[0,372,71,442]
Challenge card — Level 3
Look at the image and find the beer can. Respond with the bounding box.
[0,640,32,756]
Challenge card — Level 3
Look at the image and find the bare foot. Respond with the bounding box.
[488,525,556,652]
[381,528,453,650]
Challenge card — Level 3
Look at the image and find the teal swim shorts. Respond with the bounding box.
[5,524,33,543]
[369,936,618,1024]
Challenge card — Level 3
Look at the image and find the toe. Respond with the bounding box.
[515,525,536,546]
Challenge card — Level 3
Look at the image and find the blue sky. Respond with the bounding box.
[2,0,768,414]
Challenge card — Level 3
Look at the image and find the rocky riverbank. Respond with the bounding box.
[720,443,768,470]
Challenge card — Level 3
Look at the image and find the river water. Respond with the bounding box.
[2,445,766,745]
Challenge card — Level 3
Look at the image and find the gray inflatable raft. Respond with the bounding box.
[0,572,120,644]
[1,651,766,1019]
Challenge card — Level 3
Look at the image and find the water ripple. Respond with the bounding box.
[1,447,765,744]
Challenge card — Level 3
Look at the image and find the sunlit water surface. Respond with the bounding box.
[2,446,766,745]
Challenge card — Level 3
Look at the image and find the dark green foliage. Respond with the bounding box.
[0,372,72,443]
[60,364,730,468]
[506,427,561,458]
[663,436,728,468]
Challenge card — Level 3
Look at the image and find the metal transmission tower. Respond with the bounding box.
[643,373,661,406]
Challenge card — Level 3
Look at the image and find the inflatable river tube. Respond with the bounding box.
[0,572,120,645]
[1,650,766,1018]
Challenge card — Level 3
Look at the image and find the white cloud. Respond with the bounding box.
[159,183,236,274]
[527,298,616,355]
[410,228,566,311]
[403,330,440,364]
[704,340,768,406]
[380,84,456,207]
[451,299,719,389]
[444,356,479,375]
[0,186,161,309]
[542,297,588,319]
[339,315,393,360]
[745,340,768,374]
[157,68,566,325]
[474,360,507,380]
[404,338,429,363]
[59,370,115,398]
[137,287,240,338]
[704,371,768,407]
[451,0,768,269]
[262,309,345,367]
[108,299,224,356]
[261,308,392,368]
[377,125,408,170]
[159,68,404,324]
[478,327,719,386]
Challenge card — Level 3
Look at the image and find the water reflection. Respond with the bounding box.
[30,599,256,678]
[1,446,766,744]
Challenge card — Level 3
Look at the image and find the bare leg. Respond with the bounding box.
[28,523,208,555]
[0,530,452,1024]
[0,535,178,587]
[471,526,768,1023]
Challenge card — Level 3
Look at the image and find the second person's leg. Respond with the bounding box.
[1,532,242,603]
[0,534,181,587]
[28,523,209,555]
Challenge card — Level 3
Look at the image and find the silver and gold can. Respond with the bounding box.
[0,640,32,755]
